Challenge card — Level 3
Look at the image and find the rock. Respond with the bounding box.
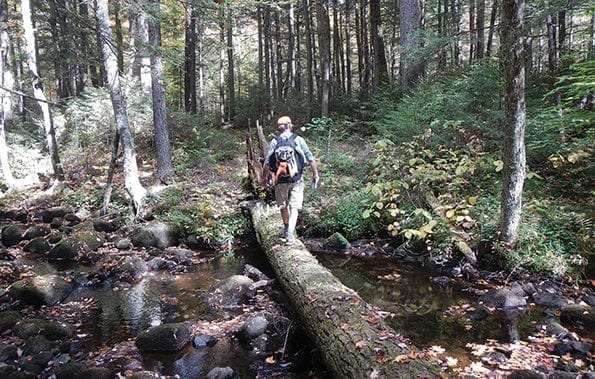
[114,257,147,283]
[64,213,81,225]
[186,235,208,250]
[23,237,51,254]
[192,334,217,348]
[538,319,571,339]
[323,232,351,251]
[14,319,73,340]
[48,239,80,260]
[22,225,50,240]
[243,264,270,281]
[482,351,508,366]
[241,315,268,339]
[206,367,235,379]
[79,367,115,379]
[431,276,451,286]
[146,257,176,271]
[0,344,18,362]
[1,224,24,246]
[582,293,595,307]
[560,304,595,329]
[508,370,547,379]
[131,222,177,249]
[469,308,489,321]
[208,275,255,307]
[510,282,526,296]
[22,335,51,356]
[479,288,527,309]
[40,207,68,223]
[50,217,64,229]
[164,247,193,264]
[0,311,20,333]
[0,209,27,222]
[553,341,592,357]
[93,218,122,233]
[532,292,569,309]
[73,231,104,251]
[583,372,595,379]
[115,238,131,250]
[54,362,85,379]
[9,274,74,305]
[549,371,579,379]
[47,232,64,244]
[135,323,191,352]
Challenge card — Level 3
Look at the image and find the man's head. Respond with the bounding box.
[277,116,292,133]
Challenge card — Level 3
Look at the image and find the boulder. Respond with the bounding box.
[560,304,595,329]
[241,315,268,339]
[186,235,209,250]
[40,207,68,223]
[0,209,27,222]
[0,344,18,362]
[115,238,131,250]
[93,218,122,233]
[243,264,270,281]
[164,247,193,264]
[1,224,24,246]
[549,371,579,379]
[73,231,104,251]
[135,323,191,352]
[114,257,147,283]
[207,275,255,308]
[532,292,569,309]
[46,232,64,244]
[508,370,547,379]
[0,311,20,333]
[14,319,73,340]
[48,239,79,260]
[54,362,85,379]
[9,274,74,305]
[146,257,176,271]
[206,367,235,379]
[79,367,115,379]
[64,214,81,226]
[23,237,50,254]
[50,217,64,229]
[22,335,51,356]
[479,288,527,309]
[22,225,50,240]
[192,334,217,349]
[553,340,592,357]
[538,319,571,339]
[582,293,595,307]
[323,232,351,251]
[131,222,177,249]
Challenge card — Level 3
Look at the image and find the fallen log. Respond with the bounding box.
[247,201,439,378]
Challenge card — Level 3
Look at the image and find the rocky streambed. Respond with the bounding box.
[0,206,325,378]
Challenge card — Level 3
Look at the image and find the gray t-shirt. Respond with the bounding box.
[263,132,315,168]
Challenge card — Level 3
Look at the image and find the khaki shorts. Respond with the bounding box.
[275,180,304,210]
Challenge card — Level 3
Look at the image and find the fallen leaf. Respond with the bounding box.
[265,356,276,364]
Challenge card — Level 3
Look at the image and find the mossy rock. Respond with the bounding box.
[22,225,50,240]
[1,224,25,247]
[23,237,51,254]
[48,239,80,260]
[0,311,21,333]
[14,318,73,340]
[135,323,191,352]
[73,231,104,251]
[131,222,177,249]
[561,304,595,329]
[323,232,351,251]
[9,274,74,306]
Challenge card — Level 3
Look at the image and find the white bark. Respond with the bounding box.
[95,0,147,214]
[0,0,14,186]
[21,0,63,179]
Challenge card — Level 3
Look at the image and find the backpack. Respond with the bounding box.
[269,134,305,183]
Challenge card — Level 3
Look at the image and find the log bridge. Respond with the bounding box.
[245,124,438,378]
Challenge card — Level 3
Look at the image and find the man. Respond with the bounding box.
[264,116,319,244]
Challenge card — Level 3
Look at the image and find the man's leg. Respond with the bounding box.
[275,183,290,238]
[281,207,289,236]
[285,180,304,244]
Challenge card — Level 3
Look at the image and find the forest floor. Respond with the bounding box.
[0,118,593,378]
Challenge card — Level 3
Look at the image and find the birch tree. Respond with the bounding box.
[0,0,14,187]
[95,0,147,214]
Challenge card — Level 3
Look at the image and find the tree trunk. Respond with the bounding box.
[197,14,205,111]
[226,3,235,121]
[0,0,14,187]
[359,0,370,93]
[546,14,558,72]
[257,6,264,115]
[369,0,389,90]
[355,5,363,90]
[316,0,331,116]
[184,0,197,113]
[499,0,526,246]
[590,10,595,59]
[288,3,296,92]
[128,2,151,91]
[148,0,173,184]
[344,0,352,93]
[247,201,439,378]
[476,0,485,58]
[486,0,498,57]
[400,0,424,90]
[95,0,147,215]
[218,3,225,125]
[100,128,119,216]
[21,0,63,179]
[469,0,476,63]
[114,0,124,74]
[274,11,282,101]
[558,11,566,58]
[451,0,461,65]
[263,6,272,116]
[303,0,314,117]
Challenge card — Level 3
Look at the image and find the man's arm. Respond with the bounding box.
[297,137,320,185]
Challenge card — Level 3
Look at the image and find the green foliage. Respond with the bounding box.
[372,62,504,146]
[547,60,595,106]
[312,189,379,241]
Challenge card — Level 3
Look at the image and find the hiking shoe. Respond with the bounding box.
[285,232,297,246]
[279,226,288,238]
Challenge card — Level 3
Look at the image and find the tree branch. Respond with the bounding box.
[0,86,60,106]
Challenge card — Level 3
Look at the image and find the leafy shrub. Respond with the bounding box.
[312,189,378,240]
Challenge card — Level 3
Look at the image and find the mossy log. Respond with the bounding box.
[248,201,439,378]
